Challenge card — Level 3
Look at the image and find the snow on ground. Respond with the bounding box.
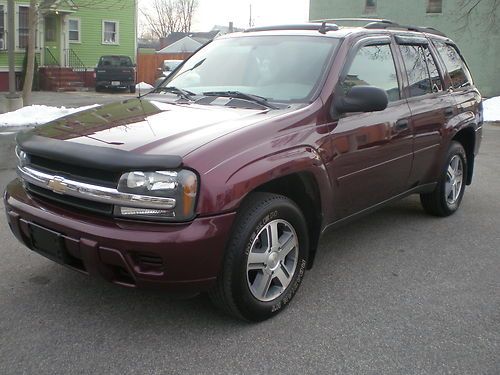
[136,82,154,90]
[0,104,99,128]
[483,96,500,122]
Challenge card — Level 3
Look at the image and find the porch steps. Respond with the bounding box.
[39,67,87,92]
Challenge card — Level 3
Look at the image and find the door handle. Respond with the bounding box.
[444,107,454,118]
[394,119,409,132]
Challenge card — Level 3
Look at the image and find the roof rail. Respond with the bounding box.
[365,21,447,37]
[311,18,447,37]
[244,23,339,34]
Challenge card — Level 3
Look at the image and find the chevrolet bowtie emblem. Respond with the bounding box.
[47,176,68,194]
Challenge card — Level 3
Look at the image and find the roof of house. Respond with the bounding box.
[156,30,222,53]
[157,36,203,54]
[138,38,161,50]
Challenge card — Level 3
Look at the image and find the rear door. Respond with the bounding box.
[394,35,455,187]
[432,39,482,147]
[328,36,413,218]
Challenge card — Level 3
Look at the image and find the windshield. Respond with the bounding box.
[163,35,340,103]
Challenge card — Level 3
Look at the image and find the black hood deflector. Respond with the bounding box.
[17,132,183,171]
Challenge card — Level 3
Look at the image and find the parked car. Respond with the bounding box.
[6,21,483,322]
[95,55,136,93]
[154,59,183,88]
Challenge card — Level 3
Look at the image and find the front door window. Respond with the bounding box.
[45,16,56,42]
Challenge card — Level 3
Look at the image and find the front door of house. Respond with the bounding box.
[44,15,61,66]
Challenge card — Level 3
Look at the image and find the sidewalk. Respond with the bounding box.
[0,90,136,113]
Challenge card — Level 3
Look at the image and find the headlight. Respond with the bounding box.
[114,169,198,221]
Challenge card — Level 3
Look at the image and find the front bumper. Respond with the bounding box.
[4,179,235,292]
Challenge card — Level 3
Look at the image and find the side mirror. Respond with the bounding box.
[334,86,388,114]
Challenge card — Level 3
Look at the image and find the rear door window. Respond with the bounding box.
[399,44,443,97]
[433,41,472,89]
[341,44,400,102]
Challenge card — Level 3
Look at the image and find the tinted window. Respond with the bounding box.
[400,45,443,97]
[434,41,472,89]
[400,45,432,97]
[424,47,443,92]
[99,56,133,67]
[342,44,400,102]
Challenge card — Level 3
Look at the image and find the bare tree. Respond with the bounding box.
[142,0,180,38]
[176,0,198,33]
[22,0,37,105]
[456,0,500,31]
[141,0,199,38]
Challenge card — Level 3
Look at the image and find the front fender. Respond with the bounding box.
[196,146,333,220]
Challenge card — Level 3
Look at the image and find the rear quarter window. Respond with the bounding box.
[433,41,473,89]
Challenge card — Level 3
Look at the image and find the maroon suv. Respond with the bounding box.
[4,21,483,321]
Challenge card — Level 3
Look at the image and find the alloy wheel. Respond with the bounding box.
[246,219,299,302]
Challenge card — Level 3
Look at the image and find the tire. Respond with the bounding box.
[420,141,467,217]
[130,85,136,94]
[209,192,309,322]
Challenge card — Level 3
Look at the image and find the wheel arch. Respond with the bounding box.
[251,172,323,269]
[220,146,333,270]
[452,125,476,185]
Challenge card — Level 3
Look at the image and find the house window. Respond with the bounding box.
[0,5,5,50]
[102,20,119,44]
[69,18,80,43]
[427,0,442,13]
[365,0,377,14]
[18,5,29,49]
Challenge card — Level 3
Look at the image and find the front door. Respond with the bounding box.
[326,38,413,220]
[44,15,62,66]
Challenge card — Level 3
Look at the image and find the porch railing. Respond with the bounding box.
[44,47,60,66]
[40,47,62,90]
[65,48,87,84]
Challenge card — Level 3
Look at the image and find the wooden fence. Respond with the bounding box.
[136,53,192,85]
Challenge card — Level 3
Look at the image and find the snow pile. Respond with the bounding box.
[136,82,154,90]
[0,104,99,128]
[483,97,500,122]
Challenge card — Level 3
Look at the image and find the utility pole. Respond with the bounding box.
[3,0,23,112]
[249,4,253,28]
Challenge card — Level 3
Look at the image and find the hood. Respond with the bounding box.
[29,97,289,157]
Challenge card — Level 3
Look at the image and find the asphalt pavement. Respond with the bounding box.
[0,125,498,375]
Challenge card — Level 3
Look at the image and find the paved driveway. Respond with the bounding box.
[0,125,498,375]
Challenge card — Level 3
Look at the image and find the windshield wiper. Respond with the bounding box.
[202,91,278,109]
[155,86,196,101]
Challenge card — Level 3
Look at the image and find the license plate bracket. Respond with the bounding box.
[30,224,65,263]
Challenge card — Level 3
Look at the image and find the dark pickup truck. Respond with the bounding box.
[5,20,483,322]
[95,55,136,93]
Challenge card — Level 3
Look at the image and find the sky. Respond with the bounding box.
[138,0,310,32]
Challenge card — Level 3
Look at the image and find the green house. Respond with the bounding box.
[309,0,500,97]
[0,0,137,91]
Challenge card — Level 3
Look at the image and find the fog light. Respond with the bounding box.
[119,207,175,218]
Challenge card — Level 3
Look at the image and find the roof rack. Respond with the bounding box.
[311,18,447,38]
[244,23,339,34]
